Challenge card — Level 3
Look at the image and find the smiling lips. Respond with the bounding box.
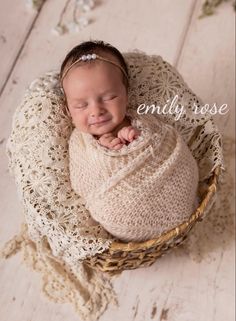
[90,117,111,126]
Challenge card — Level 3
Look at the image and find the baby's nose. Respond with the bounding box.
[90,100,105,117]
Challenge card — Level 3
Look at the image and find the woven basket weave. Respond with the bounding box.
[6,54,223,277]
[84,166,221,275]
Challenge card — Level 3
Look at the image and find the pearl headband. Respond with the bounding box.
[61,53,129,83]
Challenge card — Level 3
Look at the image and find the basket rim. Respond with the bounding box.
[107,165,221,252]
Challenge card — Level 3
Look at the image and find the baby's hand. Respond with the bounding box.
[117,126,141,144]
[98,133,124,150]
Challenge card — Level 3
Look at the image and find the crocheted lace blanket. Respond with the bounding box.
[69,108,199,242]
[5,51,224,263]
[3,52,224,319]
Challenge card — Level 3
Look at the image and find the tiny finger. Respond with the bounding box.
[117,132,126,144]
[112,143,124,150]
[110,137,122,147]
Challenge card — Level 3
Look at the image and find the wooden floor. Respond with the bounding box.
[0,1,235,320]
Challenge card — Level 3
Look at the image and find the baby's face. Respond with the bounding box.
[62,57,128,137]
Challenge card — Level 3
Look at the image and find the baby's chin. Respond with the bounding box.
[89,122,116,136]
[90,128,113,138]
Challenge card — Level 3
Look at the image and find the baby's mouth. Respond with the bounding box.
[90,118,111,126]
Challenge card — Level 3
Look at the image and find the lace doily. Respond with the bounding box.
[5,52,224,264]
[3,52,225,319]
[182,135,235,262]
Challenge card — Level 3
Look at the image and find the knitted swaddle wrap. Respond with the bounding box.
[2,52,224,321]
[69,109,199,242]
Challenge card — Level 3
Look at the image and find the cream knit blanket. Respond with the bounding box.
[69,109,199,242]
[3,53,224,319]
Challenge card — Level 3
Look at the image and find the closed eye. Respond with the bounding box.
[103,95,117,101]
[74,102,88,109]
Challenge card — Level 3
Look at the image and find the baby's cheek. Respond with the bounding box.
[72,114,85,128]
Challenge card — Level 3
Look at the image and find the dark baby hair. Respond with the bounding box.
[60,40,129,90]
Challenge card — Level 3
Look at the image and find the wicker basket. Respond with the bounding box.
[84,166,221,275]
[6,55,224,277]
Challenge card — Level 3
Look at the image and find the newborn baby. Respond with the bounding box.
[60,40,199,242]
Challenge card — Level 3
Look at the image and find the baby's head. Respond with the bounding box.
[60,40,129,137]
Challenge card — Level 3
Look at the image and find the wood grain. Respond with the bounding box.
[0,1,234,320]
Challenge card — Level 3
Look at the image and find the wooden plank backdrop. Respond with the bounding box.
[0,1,235,320]
[0,0,42,93]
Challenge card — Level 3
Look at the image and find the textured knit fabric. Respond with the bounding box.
[5,54,224,264]
[69,108,199,242]
[4,53,224,319]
